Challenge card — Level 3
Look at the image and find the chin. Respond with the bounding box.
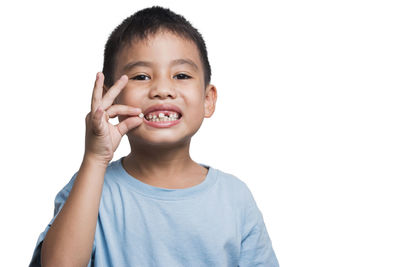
[128,132,192,148]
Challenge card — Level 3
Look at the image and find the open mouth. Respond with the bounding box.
[144,110,182,122]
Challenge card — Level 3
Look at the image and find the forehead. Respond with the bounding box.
[115,31,203,75]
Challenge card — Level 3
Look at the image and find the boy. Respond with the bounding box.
[29,6,279,266]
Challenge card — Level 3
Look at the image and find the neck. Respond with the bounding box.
[123,137,203,187]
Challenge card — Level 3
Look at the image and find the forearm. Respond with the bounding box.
[41,155,108,267]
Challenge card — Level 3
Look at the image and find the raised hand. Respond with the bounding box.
[84,72,143,164]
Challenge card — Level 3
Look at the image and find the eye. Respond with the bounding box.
[174,73,192,80]
[131,74,150,80]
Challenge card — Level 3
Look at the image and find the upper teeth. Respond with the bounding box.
[145,112,179,121]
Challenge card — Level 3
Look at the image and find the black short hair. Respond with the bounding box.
[102,6,211,88]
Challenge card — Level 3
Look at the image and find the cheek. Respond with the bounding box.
[185,97,205,119]
[117,89,143,106]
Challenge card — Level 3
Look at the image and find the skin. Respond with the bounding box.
[105,30,218,189]
[41,30,217,266]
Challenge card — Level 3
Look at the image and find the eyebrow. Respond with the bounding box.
[122,58,199,72]
[171,58,199,71]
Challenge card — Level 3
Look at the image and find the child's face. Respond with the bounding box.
[109,31,217,147]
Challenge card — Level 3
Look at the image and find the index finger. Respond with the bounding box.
[100,75,128,110]
[91,72,104,113]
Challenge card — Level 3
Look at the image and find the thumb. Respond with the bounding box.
[116,116,143,136]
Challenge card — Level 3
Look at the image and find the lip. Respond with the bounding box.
[143,117,182,128]
[142,103,182,128]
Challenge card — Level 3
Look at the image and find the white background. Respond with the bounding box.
[1,0,399,266]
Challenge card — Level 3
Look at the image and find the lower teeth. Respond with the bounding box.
[148,117,178,122]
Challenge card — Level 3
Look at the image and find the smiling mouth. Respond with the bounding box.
[144,110,182,122]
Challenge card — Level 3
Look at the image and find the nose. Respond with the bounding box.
[149,77,177,99]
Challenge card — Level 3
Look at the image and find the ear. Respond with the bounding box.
[204,84,217,118]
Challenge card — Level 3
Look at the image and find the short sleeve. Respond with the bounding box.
[29,172,96,267]
[238,186,279,267]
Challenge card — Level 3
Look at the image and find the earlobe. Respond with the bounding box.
[204,84,217,118]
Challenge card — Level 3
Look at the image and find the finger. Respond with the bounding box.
[92,106,106,135]
[100,75,128,110]
[116,116,143,136]
[106,105,142,118]
[91,72,104,113]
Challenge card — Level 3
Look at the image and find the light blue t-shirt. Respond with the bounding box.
[30,157,279,266]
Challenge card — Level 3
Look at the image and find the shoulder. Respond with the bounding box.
[210,166,257,210]
[214,167,250,192]
[58,159,120,196]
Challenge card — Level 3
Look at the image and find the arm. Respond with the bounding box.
[39,72,143,266]
[238,204,279,267]
[237,182,279,267]
[41,156,107,267]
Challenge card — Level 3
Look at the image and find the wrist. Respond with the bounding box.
[83,152,111,167]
